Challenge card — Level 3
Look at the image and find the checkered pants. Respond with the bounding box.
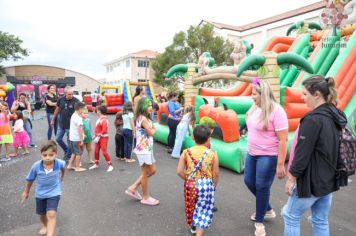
[192,178,215,229]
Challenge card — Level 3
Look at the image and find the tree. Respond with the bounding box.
[0,31,29,75]
[152,24,234,87]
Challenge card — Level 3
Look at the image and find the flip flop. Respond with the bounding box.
[126,159,136,163]
[141,197,160,206]
[125,189,142,200]
[74,168,87,172]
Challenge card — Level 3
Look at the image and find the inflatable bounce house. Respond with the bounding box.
[122,81,156,102]
[154,1,356,173]
[83,84,121,113]
[83,81,156,114]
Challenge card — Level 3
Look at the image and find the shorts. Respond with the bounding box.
[36,196,60,215]
[136,153,156,166]
[70,141,83,155]
[92,102,97,108]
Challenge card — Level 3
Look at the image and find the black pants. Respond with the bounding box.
[167,118,179,149]
[115,133,124,158]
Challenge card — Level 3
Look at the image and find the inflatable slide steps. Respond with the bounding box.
[326,31,356,110]
[293,30,341,88]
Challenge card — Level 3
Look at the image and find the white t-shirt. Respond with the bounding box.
[122,112,134,130]
[69,112,83,141]
[14,119,25,132]
[91,93,99,103]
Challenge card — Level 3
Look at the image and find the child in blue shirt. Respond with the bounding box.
[21,141,65,236]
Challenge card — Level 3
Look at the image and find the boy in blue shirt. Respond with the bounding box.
[21,141,65,236]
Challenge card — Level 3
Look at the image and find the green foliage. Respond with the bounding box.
[0,31,29,75]
[199,116,217,129]
[257,66,268,78]
[152,24,234,87]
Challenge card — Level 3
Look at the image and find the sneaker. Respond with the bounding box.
[89,164,99,170]
[107,165,114,172]
[29,144,38,148]
[190,226,196,234]
[251,209,276,221]
[0,157,10,162]
[255,223,266,236]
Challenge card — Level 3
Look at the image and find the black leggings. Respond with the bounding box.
[167,118,179,149]
[115,134,124,158]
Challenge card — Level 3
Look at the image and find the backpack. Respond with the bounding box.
[338,126,356,176]
[320,126,356,187]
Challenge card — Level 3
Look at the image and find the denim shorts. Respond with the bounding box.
[70,141,83,155]
[36,195,61,215]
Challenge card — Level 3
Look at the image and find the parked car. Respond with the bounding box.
[73,90,83,102]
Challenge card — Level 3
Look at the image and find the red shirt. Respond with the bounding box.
[95,116,108,137]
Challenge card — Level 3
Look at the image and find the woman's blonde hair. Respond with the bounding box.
[184,105,196,123]
[253,79,277,130]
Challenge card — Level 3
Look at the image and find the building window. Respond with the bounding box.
[126,60,130,67]
[138,60,149,68]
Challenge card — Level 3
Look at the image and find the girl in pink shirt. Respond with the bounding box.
[244,79,288,236]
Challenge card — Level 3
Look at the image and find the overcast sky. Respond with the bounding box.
[0,0,320,79]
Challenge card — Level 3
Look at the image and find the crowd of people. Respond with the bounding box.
[0,76,348,236]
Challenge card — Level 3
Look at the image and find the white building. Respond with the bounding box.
[104,50,159,85]
[200,1,325,53]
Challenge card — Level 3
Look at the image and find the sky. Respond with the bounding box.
[0,0,321,79]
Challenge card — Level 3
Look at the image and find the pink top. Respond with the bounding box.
[246,104,288,156]
[288,126,299,170]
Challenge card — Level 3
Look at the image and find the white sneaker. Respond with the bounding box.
[89,164,99,170]
[107,165,114,172]
[251,209,276,221]
[255,223,266,236]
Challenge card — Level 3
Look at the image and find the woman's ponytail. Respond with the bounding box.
[325,77,338,105]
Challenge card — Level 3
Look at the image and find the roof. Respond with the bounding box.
[104,49,160,66]
[3,64,100,82]
[130,50,160,58]
[201,1,325,32]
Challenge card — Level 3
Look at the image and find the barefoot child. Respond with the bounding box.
[67,102,86,171]
[21,141,65,236]
[177,125,219,236]
[82,108,94,164]
[12,111,30,156]
[115,111,124,160]
[89,105,113,172]
[125,98,159,205]
[0,102,14,161]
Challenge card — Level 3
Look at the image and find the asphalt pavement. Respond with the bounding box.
[0,111,355,236]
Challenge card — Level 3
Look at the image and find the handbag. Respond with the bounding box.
[184,149,211,225]
[93,136,100,143]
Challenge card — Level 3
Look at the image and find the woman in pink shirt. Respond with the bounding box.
[244,79,288,236]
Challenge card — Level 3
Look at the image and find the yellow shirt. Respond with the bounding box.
[183,145,217,180]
